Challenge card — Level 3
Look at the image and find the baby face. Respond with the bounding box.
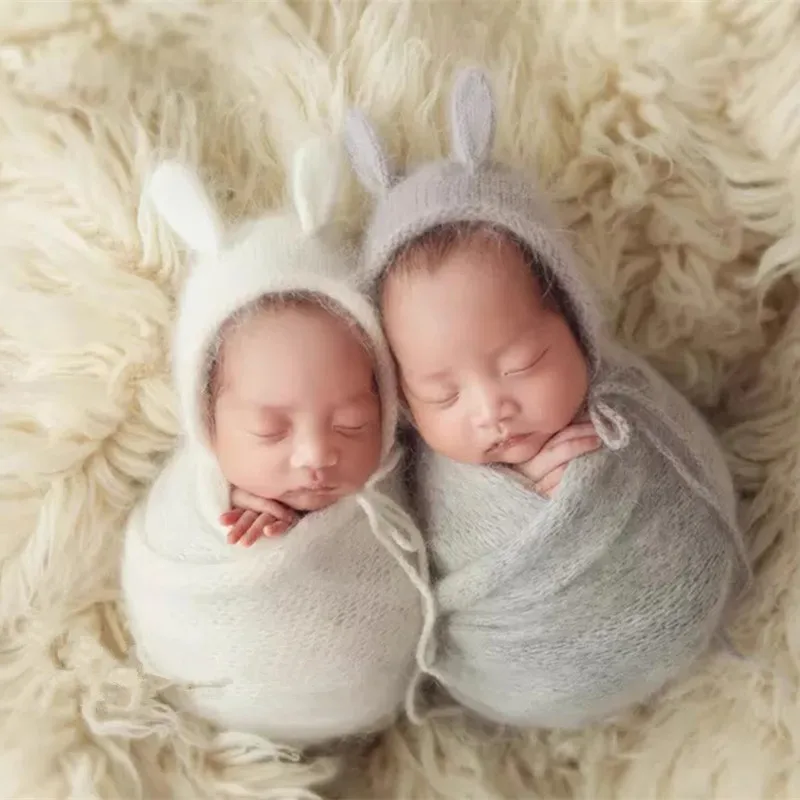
[212,303,382,511]
[382,231,589,465]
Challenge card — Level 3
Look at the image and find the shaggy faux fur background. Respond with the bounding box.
[2,0,800,797]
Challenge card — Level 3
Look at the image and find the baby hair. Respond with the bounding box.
[203,291,373,435]
[382,221,586,361]
[383,221,561,311]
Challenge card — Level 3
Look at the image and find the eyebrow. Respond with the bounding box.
[488,327,543,358]
[336,388,379,407]
[404,367,452,384]
[254,388,378,414]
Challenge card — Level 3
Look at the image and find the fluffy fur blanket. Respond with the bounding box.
[1,1,799,797]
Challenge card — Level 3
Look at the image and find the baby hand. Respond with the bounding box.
[516,421,602,498]
[219,488,299,547]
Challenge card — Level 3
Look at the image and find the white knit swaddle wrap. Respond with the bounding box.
[121,139,434,746]
[416,347,748,728]
[124,445,426,744]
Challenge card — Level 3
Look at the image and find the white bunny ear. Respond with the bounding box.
[290,136,343,235]
[343,109,398,195]
[145,161,223,254]
[450,67,496,171]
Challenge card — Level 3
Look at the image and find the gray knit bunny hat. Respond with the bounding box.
[344,66,605,373]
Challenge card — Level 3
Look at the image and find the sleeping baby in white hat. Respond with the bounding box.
[121,140,433,748]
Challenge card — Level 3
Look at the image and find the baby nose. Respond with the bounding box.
[290,432,338,471]
[472,385,515,429]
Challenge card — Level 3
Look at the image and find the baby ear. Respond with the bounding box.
[145,161,223,254]
[290,135,343,235]
[449,67,496,171]
[343,109,398,195]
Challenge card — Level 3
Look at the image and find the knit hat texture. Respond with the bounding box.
[123,142,435,747]
[145,139,398,463]
[345,68,748,729]
[344,66,603,369]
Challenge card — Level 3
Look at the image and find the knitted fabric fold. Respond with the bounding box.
[346,66,749,728]
[415,346,748,728]
[121,140,434,746]
[123,446,426,745]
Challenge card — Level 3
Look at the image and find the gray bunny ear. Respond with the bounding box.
[450,67,496,171]
[344,109,397,195]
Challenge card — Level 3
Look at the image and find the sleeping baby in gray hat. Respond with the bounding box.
[343,67,751,729]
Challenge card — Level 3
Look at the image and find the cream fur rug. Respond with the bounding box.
[2,0,800,797]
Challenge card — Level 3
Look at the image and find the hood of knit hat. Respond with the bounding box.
[345,67,605,372]
[143,139,398,463]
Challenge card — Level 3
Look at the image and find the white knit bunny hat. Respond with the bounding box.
[143,139,399,463]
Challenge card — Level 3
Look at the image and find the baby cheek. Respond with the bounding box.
[239,445,288,497]
[409,403,468,457]
[336,429,382,483]
[551,356,589,424]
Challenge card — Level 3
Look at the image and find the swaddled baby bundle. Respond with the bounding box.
[121,140,432,747]
[345,67,749,728]
[415,347,746,728]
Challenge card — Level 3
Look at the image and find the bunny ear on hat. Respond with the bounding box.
[343,109,399,196]
[449,67,496,171]
[290,135,345,235]
[145,161,224,255]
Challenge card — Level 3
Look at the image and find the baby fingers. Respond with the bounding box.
[228,488,296,522]
[236,513,293,547]
[542,421,597,449]
[226,510,260,545]
[219,508,245,526]
[536,465,568,497]
[525,433,602,484]
[262,518,292,538]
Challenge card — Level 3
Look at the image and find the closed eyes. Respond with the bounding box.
[416,391,459,408]
[334,422,372,435]
[253,423,372,440]
[503,347,549,376]
[253,430,287,442]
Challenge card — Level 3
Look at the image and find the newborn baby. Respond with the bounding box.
[345,68,750,729]
[384,224,600,501]
[121,142,431,747]
[214,296,382,544]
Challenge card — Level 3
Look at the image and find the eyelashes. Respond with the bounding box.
[504,363,534,376]
[253,430,287,442]
[414,391,459,408]
[407,348,551,408]
[251,422,375,441]
[334,422,373,436]
[502,347,549,376]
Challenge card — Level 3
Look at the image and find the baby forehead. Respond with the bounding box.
[222,355,378,410]
[215,302,376,392]
[381,242,546,324]
[388,223,528,273]
[224,300,365,354]
[382,225,545,298]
